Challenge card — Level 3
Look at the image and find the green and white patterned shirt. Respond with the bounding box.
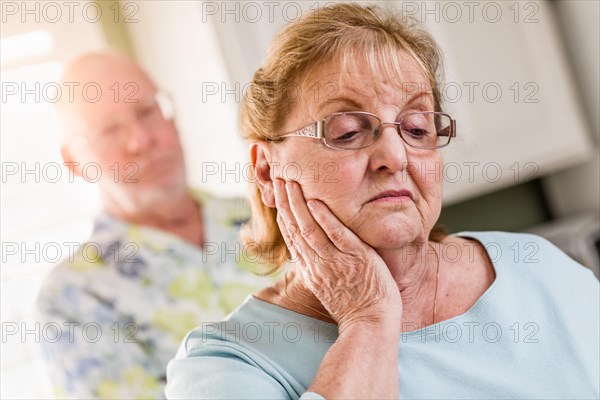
[36,191,275,399]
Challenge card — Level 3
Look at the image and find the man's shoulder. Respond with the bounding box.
[35,222,133,316]
[36,249,107,308]
[192,189,251,228]
[192,189,249,208]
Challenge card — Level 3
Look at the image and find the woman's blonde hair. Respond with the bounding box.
[240,3,447,274]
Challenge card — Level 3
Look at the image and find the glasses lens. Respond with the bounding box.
[400,112,451,149]
[323,113,379,149]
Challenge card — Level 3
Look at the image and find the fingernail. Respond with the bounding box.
[285,181,294,192]
[274,179,282,193]
[307,200,317,211]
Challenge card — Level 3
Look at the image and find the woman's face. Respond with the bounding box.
[267,51,443,250]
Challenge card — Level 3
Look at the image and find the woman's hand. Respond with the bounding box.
[274,178,402,330]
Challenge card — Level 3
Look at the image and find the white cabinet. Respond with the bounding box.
[541,0,600,217]
[405,0,594,204]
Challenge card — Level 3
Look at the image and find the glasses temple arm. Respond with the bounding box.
[275,121,323,140]
[437,120,456,137]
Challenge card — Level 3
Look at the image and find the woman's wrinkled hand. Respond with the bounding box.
[274,178,402,330]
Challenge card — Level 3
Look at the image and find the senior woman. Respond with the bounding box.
[166,4,599,399]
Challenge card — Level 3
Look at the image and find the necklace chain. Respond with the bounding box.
[281,242,441,325]
[429,243,440,324]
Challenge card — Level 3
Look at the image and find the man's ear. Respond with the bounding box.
[60,145,83,178]
[250,142,275,208]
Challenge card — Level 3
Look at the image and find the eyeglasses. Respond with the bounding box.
[85,91,175,149]
[272,111,456,150]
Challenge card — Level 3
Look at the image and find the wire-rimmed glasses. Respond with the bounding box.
[271,111,456,150]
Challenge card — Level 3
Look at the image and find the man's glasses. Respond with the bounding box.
[86,91,175,149]
[272,111,456,150]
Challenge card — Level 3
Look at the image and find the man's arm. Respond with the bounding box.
[36,273,166,399]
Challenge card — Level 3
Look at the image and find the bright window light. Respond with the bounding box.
[1,31,54,67]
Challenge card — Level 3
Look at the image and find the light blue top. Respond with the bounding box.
[166,231,600,399]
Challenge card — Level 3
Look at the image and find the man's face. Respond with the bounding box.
[61,56,187,211]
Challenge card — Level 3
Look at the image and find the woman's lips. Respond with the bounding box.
[367,190,414,203]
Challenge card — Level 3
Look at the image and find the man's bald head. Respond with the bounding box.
[57,52,188,215]
[58,52,158,140]
[62,52,153,85]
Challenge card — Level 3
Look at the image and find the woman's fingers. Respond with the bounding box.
[306,199,361,254]
[276,213,301,262]
[275,178,337,270]
[276,178,367,273]
[273,179,303,262]
[274,178,319,270]
[285,181,334,260]
[275,178,400,325]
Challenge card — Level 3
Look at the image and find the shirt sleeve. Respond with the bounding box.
[166,356,291,399]
[166,340,313,399]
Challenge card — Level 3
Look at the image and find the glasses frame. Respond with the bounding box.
[153,90,175,121]
[273,111,456,150]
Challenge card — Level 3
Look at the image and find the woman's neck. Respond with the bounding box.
[261,240,441,328]
[379,240,441,329]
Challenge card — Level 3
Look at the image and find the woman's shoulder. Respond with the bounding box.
[169,295,335,398]
[454,230,593,272]
[453,230,598,302]
[181,295,337,353]
[454,230,556,248]
[439,232,598,339]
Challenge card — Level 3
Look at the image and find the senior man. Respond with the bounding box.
[36,52,272,399]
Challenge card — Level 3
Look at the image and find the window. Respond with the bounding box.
[1,5,106,397]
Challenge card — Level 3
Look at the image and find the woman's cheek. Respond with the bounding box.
[296,164,353,215]
[409,155,443,195]
[413,157,444,228]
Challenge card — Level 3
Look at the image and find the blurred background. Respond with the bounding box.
[1,0,598,398]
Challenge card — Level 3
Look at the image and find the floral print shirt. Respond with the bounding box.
[36,191,276,399]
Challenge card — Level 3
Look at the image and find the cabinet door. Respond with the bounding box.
[399,0,593,204]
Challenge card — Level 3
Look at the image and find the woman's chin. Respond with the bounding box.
[356,219,424,250]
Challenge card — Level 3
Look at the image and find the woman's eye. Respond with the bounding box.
[401,113,433,139]
[334,130,361,141]
[405,128,430,138]
[328,119,369,140]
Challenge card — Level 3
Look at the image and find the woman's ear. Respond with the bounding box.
[250,143,275,208]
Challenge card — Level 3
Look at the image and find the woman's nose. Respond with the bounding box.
[367,124,408,173]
